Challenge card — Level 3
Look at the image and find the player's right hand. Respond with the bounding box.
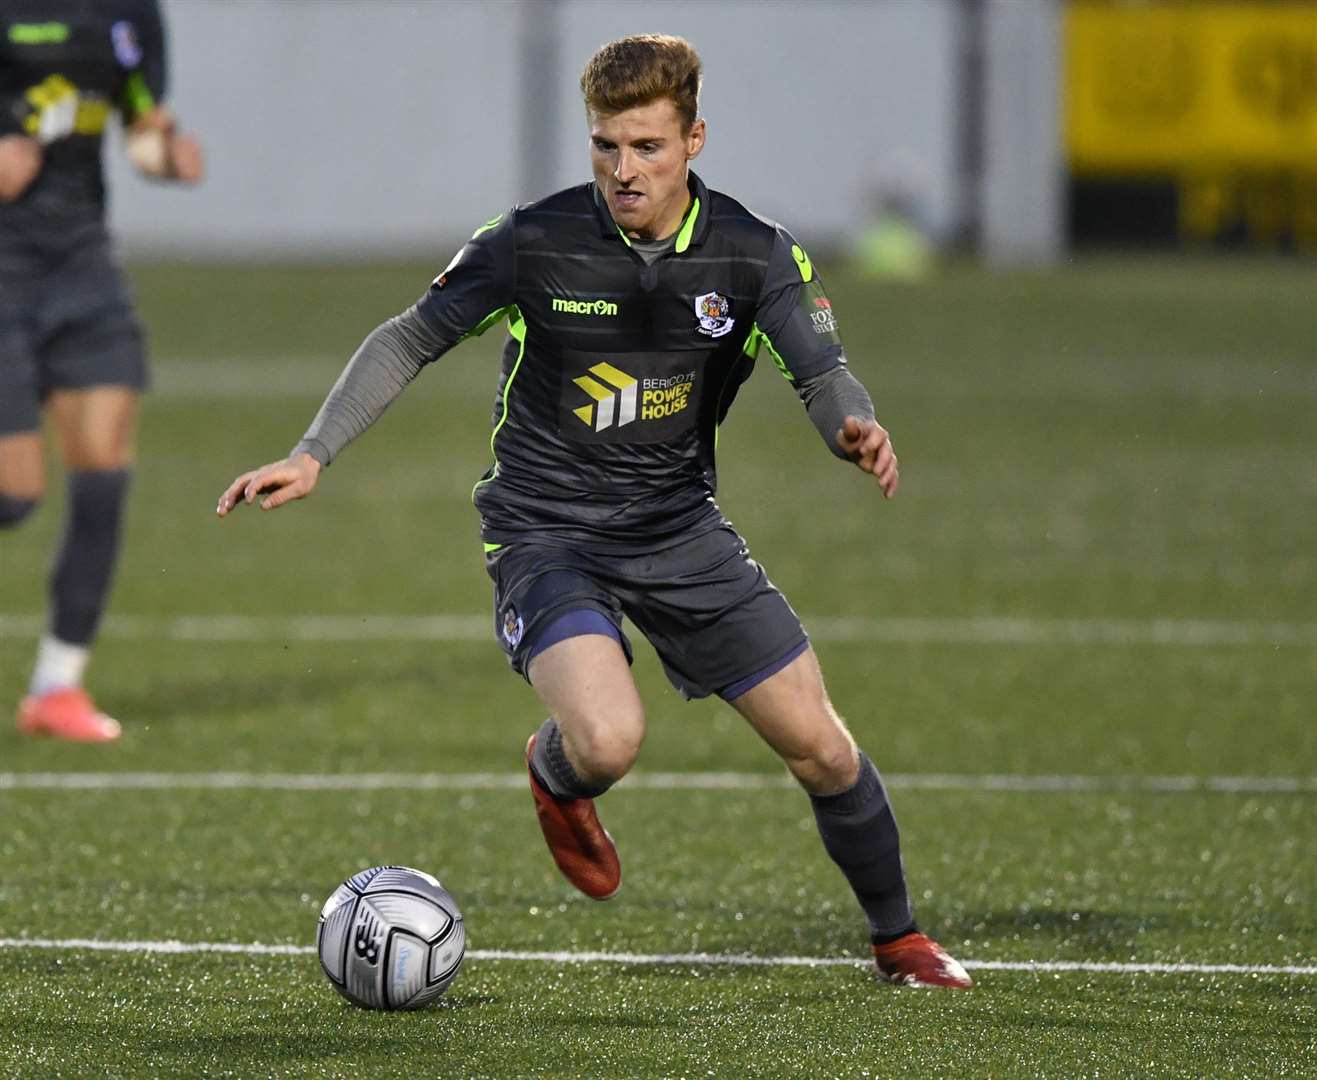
[216,452,321,517]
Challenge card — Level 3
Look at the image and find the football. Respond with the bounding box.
[316,865,466,1009]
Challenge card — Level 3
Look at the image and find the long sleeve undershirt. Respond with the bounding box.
[291,305,441,467]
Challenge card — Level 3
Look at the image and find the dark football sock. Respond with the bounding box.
[49,469,131,646]
[530,717,613,801]
[810,752,918,943]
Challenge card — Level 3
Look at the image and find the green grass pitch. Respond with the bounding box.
[1,257,1313,1077]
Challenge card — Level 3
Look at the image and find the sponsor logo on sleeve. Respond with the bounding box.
[799,279,841,342]
[810,296,838,335]
[694,291,734,338]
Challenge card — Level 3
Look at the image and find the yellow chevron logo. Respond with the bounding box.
[572,362,638,431]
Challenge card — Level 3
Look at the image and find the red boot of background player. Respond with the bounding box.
[18,688,121,743]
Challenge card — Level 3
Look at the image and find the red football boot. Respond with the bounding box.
[17,688,121,743]
[873,931,973,989]
[525,733,621,900]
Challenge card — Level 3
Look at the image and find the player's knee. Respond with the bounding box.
[791,733,860,795]
[0,493,39,528]
[571,713,645,784]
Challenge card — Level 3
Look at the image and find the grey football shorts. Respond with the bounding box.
[0,240,147,435]
[485,524,809,701]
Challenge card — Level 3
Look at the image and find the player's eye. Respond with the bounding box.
[592,138,615,152]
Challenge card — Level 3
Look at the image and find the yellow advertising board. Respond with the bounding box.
[1067,2,1317,173]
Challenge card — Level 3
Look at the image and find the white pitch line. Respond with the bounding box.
[0,613,1314,647]
[1,771,1312,794]
[0,938,1313,977]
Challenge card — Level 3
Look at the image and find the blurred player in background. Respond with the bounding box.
[218,34,970,988]
[1,1,203,742]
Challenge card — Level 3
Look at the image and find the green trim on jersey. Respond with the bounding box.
[472,215,504,240]
[471,307,528,500]
[459,304,514,343]
[743,322,793,381]
[121,71,156,121]
[614,196,700,252]
[483,542,503,553]
[674,197,701,254]
[790,244,814,283]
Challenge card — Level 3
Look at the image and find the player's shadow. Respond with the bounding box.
[962,908,1183,957]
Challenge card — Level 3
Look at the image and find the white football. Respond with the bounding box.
[316,865,465,1009]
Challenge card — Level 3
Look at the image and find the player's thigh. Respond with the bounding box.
[38,241,148,470]
[620,524,807,701]
[528,632,646,777]
[728,646,859,794]
[46,386,140,470]
[0,432,45,500]
[0,362,44,499]
[487,543,644,768]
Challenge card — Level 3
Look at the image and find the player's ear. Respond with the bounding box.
[686,118,706,161]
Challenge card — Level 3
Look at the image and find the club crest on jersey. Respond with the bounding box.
[111,21,142,69]
[501,606,524,649]
[694,292,734,338]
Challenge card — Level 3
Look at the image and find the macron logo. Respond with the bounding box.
[553,297,619,317]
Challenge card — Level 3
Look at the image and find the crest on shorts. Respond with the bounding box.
[694,291,735,338]
[501,606,524,648]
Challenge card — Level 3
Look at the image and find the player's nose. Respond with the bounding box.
[614,150,638,183]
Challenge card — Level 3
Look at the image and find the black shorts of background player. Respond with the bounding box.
[219,34,971,989]
[1,1,204,742]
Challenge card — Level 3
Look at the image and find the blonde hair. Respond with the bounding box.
[580,34,702,132]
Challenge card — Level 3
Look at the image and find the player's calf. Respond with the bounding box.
[811,751,919,942]
[50,469,130,644]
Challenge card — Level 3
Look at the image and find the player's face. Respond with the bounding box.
[589,100,705,241]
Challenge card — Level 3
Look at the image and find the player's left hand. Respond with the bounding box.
[126,107,204,183]
[836,416,899,498]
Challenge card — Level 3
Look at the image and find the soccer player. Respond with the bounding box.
[2,1,204,741]
[218,34,971,988]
